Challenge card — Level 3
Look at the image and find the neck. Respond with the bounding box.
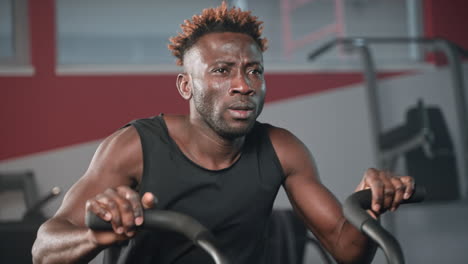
[174,116,247,171]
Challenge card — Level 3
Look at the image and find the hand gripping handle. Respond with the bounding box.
[343,186,426,264]
[85,209,231,264]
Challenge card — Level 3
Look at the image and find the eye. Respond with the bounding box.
[248,68,263,76]
[212,68,228,74]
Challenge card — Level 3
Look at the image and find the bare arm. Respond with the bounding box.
[32,126,154,264]
[268,126,414,263]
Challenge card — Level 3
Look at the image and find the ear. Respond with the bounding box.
[176,73,192,100]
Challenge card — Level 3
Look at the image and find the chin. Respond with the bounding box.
[218,120,255,139]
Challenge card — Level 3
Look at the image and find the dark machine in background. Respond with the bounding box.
[403,104,460,201]
[378,100,460,201]
[0,171,60,264]
[309,37,468,202]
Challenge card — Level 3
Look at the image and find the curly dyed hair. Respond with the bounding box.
[168,1,268,66]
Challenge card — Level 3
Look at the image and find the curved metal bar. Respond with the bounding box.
[86,210,231,264]
[343,186,425,264]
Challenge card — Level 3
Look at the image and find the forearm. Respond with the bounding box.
[32,218,103,264]
[331,217,377,264]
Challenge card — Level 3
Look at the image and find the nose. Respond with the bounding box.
[228,73,255,96]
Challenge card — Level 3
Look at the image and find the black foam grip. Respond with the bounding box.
[85,210,230,264]
[343,185,425,231]
[85,211,113,230]
[343,186,425,264]
[85,210,214,243]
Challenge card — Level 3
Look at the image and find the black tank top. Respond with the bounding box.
[104,114,285,264]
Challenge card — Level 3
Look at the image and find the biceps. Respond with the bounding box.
[284,174,344,245]
[55,171,131,226]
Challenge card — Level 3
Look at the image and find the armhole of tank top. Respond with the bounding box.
[262,124,287,184]
[130,115,169,194]
[127,119,151,194]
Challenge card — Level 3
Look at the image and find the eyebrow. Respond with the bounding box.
[213,60,236,66]
[212,60,263,68]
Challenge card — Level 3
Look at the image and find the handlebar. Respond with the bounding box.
[343,186,426,264]
[85,210,231,264]
[87,187,425,264]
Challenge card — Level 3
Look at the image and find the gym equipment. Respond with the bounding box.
[308,37,468,199]
[86,186,425,264]
[378,99,459,201]
[86,210,231,264]
[403,104,459,201]
[343,186,426,264]
[378,99,434,170]
[267,209,332,264]
[0,171,61,264]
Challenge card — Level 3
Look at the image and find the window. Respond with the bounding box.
[0,0,31,75]
[56,0,221,65]
[56,0,423,70]
[0,0,14,61]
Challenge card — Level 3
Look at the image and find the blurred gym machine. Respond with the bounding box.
[308,37,468,202]
[0,171,61,263]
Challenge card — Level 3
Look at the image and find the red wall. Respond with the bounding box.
[424,0,468,49]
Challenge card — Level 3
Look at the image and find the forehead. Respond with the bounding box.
[186,32,263,64]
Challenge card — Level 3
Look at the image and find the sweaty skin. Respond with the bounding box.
[32,32,414,264]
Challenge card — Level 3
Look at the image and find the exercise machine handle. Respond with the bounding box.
[85,210,231,264]
[343,186,426,264]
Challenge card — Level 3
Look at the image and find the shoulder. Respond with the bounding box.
[262,124,316,177]
[52,126,143,222]
[262,123,307,155]
[263,124,300,146]
[89,125,143,182]
[98,125,141,155]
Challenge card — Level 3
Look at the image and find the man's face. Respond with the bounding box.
[184,32,266,139]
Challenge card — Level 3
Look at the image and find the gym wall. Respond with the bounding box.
[1,0,467,263]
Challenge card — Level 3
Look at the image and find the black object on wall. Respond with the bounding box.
[404,106,460,201]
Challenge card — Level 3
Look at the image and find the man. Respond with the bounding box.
[32,2,414,264]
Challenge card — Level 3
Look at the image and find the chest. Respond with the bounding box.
[141,150,283,231]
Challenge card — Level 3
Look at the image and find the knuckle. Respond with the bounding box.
[112,214,121,224]
[133,203,142,211]
[401,175,414,183]
[374,181,384,188]
[393,182,405,191]
[127,192,139,202]
[117,185,132,196]
[133,208,142,217]
[85,199,93,209]
[86,200,101,213]
[380,170,388,177]
[95,193,107,201]
[117,186,139,201]
[122,202,132,212]
[107,200,117,209]
[365,168,379,179]
[105,188,116,195]
[116,185,130,192]
[391,178,404,188]
[375,196,384,203]
[366,168,378,177]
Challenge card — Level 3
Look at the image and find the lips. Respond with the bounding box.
[228,102,255,119]
[228,101,255,110]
